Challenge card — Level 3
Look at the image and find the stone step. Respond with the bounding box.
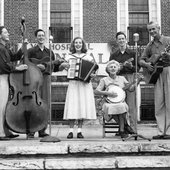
[0,155,170,169]
[0,139,170,169]
[0,124,169,169]
[1,140,170,156]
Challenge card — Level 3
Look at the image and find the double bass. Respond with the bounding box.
[5,18,48,135]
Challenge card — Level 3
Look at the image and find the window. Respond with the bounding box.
[50,0,72,43]
[128,0,149,46]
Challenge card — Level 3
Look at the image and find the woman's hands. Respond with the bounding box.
[105,91,118,98]
[59,62,70,71]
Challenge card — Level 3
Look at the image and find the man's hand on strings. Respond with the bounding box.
[145,62,154,72]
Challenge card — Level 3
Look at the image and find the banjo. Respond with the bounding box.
[106,84,126,103]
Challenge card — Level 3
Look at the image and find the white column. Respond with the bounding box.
[117,0,128,35]
[71,0,83,38]
[38,0,42,29]
[0,0,4,25]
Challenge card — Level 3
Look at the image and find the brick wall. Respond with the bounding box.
[83,0,117,43]
[161,0,170,36]
[4,0,38,46]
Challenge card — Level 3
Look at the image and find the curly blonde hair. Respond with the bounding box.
[105,60,120,74]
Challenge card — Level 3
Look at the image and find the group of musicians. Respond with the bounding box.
[1,20,170,140]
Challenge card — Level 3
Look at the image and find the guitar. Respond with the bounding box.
[142,45,170,84]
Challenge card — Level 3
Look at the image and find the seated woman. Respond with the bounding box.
[94,60,136,139]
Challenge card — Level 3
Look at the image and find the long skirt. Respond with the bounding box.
[64,80,96,120]
[102,102,129,121]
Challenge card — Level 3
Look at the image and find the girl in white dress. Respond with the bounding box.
[60,37,97,139]
[94,60,136,139]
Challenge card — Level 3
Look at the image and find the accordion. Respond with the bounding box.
[67,58,98,82]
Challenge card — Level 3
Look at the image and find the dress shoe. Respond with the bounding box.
[0,136,10,140]
[6,134,19,139]
[67,132,73,139]
[163,135,170,139]
[125,125,136,134]
[152,135,164,139]
[77,132,84,138]
[39,133,49,138]
[27,133,35,138]
[120,131,128,139]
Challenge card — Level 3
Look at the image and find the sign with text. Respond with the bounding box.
[19,43,111,75]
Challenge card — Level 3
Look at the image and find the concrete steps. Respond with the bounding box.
[0,139,170,169]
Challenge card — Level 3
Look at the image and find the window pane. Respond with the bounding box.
[50,0,72,43]
[129,14,149,26]
[129,0,148,11]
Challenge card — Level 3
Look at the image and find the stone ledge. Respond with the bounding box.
[68,141,170,154]
[1,141,170,156]
[0,159,44,169]
[46,156,170,169]
[0,156,170,169]
[0,143,68,155]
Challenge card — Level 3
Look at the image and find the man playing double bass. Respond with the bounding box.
[27,29,63,138]
[0,26,28,140]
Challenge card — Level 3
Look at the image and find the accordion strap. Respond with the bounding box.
[70,54,97,63]
[70,54,86,59]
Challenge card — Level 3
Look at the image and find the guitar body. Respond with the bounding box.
[142,65,163,84]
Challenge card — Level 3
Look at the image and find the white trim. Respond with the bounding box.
[157,0,161,30]
[71,0,83,38]
[71,0,74,38]
[148,0,161,33]
[79,0,83,38]
[1,0,4,25]
[148,0,151,21]
[125,0,129,36]
[117,0,120,31]
[117,0,129,36]
[47,0,50,38]
[38,0,42,29]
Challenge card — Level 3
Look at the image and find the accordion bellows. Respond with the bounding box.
[67,58,98,82]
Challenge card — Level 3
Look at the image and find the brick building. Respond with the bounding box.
[0,0,169,45]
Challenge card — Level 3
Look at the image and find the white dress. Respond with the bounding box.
[97,76,129,118]
[63,53,97,120]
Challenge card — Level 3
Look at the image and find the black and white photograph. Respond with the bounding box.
[0,0,170,169]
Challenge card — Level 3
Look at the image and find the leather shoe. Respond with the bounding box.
[0,136,10,140]
[77,132,84,138]
[67,132,73,139]
[6,134,19,139]
[120,131,128,139]
[152,135,164,139]
[27,133,35,138]
[163,135,170,139]
[39,133,49,138]
[125,125,136,134]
